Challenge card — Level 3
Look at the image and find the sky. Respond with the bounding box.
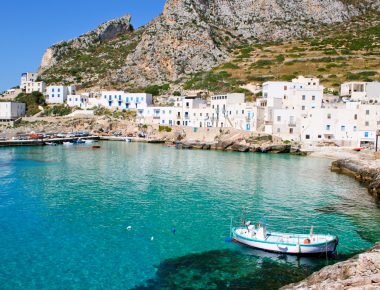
[0,0,166,92]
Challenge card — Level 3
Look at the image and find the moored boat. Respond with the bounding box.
[63,142,73,146]
[232,221,338,256]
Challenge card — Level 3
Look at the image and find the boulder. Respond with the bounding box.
[261,144,291,153]
[231,142,250,152]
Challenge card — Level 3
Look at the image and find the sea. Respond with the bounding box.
[0,142,379,289]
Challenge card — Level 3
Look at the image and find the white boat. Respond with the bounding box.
[232,222,338,256]
[63,142,73,146]
[84,139,96,144]
[45,142,57,146]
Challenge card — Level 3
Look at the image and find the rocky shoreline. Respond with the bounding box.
[176,140,300,154]
[331,158,380,198]
[281,243,380,290]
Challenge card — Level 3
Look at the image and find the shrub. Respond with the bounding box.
[15,92,46,116]
[159,125,172,132]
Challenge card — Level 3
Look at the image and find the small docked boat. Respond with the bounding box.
[45,142,57,146]
[73,139,85,144]
[232,221,338,256]
[84,139,96,144]
[63,142,73,146]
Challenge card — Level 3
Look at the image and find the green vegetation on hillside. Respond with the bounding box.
[184,12,380,93]
[15,92,46,116]
[40,30,143,89]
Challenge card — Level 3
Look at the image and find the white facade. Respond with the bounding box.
[46,85,75,104]
[25,81,46,94]
[341,81,380,102]
[0,102,26,121]
[259,77,380,147]
[67,94,89,109]
[100,92,153,110]
[20,72,37,91]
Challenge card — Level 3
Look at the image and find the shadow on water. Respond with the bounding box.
[132,249,352,290]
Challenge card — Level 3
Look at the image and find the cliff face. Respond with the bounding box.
[40,15,133,72]
[39,0,379,89]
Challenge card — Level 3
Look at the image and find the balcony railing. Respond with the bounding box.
[288,122,296,127]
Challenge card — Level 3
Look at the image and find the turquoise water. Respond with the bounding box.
[0,142,379,289]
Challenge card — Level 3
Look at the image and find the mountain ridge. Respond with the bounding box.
[38,0,380,91]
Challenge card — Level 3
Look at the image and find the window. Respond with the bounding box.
[366,110,370,115]
[353,126,357,132]
[326,125,331,130]
[354,114,357,120]
[365,132,369,138]
[312,96,315,101]
[302,95,306,100]
[318,135,322,139]
[284,95,287,100]
[327,113,331,119]
[242,110,244,114]
[365,121,369,126]
[305,135,310,139]
[302,106,305,110]
[58,88,61,92]
[289,128,294,133]
[58,94,60,97]
[75,98,78,102]
[52,94,54,97]
[277,116,281,122]
[52,88,55,92]
[277,128,280,133]
[284,86,287,91]
[341,125,345,131]
[141,97,144,101]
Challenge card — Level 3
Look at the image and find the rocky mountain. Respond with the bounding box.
[38,0,380,90]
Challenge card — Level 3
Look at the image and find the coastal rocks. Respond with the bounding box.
[281,243,380,290]
[177,139,293,154]
[260,144,291,154]
[331,159,380,198]
[230,142,250,152]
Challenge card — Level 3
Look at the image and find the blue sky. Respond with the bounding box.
[0,0,166,92]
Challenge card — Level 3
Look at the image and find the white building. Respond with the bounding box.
[46,85,75,104]
[340,81,380,102]
[67,94,89,109]
[100,92,153,110]
[25,81,46,94]
[0,102,26,121]
[20,72,37,91]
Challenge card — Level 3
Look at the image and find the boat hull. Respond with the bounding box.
[232,229,338,256]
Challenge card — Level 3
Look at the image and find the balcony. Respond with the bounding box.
[265,121,273,125]
[288,122,296,127]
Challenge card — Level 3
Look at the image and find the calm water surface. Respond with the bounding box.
[0,142,379,289]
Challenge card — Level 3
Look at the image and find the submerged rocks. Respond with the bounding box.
[281,243,380,290]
